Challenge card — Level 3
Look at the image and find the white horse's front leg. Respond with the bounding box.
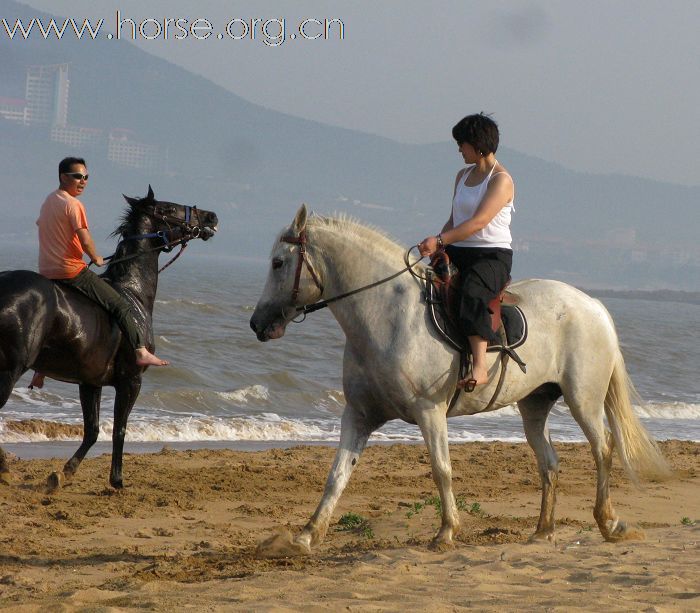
[296,404,378,551]
[414,406,460,548]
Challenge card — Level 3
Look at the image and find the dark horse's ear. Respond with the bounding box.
[123,194,137,206]
[146,185,155,201]
[293,203,308,234]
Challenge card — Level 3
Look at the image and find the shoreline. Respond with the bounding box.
[3,432,700,460]
[1,440,698,609]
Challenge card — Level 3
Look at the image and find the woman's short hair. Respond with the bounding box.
[58,157,86,177]
[452,113,499,155]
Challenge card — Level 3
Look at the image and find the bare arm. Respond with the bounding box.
[441,173,513,244]
[440,212,454,234]
[76,228,104,266]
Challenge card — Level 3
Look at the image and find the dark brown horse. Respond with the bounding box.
[0,187,218,489]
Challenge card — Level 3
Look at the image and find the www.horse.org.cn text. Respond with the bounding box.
[1,13,346,47]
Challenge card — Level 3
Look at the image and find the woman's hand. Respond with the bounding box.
[418,236,439,257]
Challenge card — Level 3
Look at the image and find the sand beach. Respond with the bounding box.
[0,440,698,611]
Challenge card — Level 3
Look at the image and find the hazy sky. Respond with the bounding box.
[16,0,700,186]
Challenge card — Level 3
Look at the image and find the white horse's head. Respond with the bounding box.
[250,204,325,341]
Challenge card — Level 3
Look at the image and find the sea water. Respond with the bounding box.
[0,245,698,459]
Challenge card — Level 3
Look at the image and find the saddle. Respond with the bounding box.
[425,251,527,407]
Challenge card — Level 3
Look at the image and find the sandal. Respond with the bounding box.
[456,377,477,392]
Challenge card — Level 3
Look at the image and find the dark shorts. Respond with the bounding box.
[58,267,145,350]
[444,245,512,343]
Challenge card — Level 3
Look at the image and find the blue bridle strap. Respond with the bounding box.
[124,230,171,248]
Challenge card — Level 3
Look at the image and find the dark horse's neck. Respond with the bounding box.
[103,210,161,316]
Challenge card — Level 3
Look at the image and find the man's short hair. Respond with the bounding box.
[58,157,86,177]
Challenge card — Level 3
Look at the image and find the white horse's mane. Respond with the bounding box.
[305,212,406,258]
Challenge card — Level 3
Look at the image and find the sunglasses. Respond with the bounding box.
[64,172,89,181]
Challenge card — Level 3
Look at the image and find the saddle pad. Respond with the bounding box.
[426,280,527,353]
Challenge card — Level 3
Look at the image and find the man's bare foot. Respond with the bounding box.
[135,348,169,367]
[29,371,45,389]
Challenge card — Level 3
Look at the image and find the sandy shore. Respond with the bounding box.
[0,440,698,611]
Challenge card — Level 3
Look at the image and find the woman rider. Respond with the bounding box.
[418,113,515,390]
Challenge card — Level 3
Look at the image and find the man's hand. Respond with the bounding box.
[92,256,105,267]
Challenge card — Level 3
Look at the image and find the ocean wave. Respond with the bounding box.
[0,415,338,444]
[10,387,81,411]
[155,298,226,315]
[634,402,700,420]
[0,416,534,445]
[217,385,269,403]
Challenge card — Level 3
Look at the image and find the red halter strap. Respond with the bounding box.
[280,229,324,302]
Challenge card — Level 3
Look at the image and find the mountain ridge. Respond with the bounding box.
[1,0,698,289]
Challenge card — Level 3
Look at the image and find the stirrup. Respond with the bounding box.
[462,378,477,393]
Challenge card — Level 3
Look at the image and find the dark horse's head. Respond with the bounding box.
[113,185,218,246]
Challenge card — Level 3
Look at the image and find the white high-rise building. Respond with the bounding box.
[24,63,69,126]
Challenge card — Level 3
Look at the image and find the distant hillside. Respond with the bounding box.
[1,0,698,289]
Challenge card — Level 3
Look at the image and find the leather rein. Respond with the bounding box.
[281,230,422,319]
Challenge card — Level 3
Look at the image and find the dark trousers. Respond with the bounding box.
[445,245,512,343]
[58,268,145,350]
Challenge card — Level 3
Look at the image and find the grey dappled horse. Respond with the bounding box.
[250,205,669,553]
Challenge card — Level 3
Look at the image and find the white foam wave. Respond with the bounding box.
[0,415,338,444]
[217,385,269,403]
[634,402,700,420]
[11,387,81,411]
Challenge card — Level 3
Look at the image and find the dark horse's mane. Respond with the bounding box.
[110,196,145,239]
[104,196,150,281]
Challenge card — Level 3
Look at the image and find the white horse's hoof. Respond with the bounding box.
[256,528,312,558]
[528,531,556,545]
[605,521,645,542]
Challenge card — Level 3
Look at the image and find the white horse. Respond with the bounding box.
[250,205,669,554]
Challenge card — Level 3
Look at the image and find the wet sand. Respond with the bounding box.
[1,441,698,611]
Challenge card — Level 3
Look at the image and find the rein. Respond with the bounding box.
[284,232,424,317]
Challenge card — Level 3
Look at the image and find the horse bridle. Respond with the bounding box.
[101,204,211,271]
[281,230,423,317]
[280,229,324,303]
[144,203,206,248]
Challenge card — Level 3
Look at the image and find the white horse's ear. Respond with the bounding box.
[293,203,308,234]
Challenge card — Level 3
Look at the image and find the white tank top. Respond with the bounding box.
[451,162,514,249]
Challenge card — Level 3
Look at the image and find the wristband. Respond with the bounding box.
[436,234,444,249]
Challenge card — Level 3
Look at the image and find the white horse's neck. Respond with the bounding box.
[306,218,419,340]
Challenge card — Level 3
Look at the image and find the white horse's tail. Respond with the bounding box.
[604,352,671,483]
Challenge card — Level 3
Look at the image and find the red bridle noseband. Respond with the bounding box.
[280,229,324,302]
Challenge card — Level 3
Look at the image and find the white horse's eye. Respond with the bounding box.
[272,257,284,270]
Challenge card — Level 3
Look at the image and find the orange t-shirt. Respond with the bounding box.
[36,189,89,279]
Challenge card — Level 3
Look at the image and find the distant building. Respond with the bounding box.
[1,64,162,172]
[0,96,27,124]
[108,128,160,170]
[50,124,104,148]
[24,63,69,126]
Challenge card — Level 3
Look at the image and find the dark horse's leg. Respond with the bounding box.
[0,367,26,484]
[48,384,103,489]
[110,376,141,489]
